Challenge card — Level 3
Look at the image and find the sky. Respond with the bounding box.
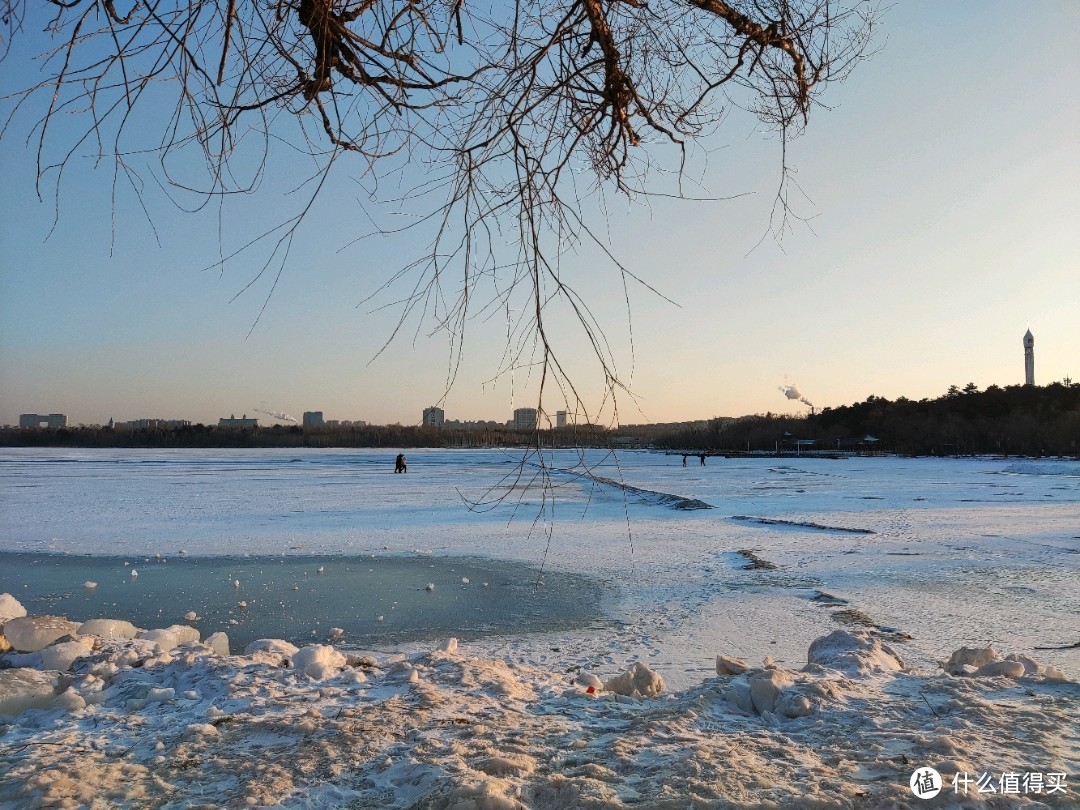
[1,1,1078,429]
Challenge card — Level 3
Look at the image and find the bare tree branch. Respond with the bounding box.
[2,0,877,431]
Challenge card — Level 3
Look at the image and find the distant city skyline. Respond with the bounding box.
[2,2,1077,430]
[7,362,1074,430]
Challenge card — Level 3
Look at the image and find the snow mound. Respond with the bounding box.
[292,645,346,680]
[0,623,1076,809]
[1001,460,1080,476]
[556,467,713,510]
[806,629,905,676]
[3,616,80,652]
[944,645,999,674]
[944,647,1073,681]
[603,661,665,697]
[717,664,818,718]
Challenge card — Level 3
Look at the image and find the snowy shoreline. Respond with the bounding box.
[1,594,1077,809]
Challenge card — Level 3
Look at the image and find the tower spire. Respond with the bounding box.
[1023,329,1034,386]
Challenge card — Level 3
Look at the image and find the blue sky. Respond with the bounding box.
[2,1,1077,428]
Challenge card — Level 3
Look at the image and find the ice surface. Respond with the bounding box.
[1,449,1077,686]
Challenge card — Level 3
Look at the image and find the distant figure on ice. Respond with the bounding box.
[682,454,688,466]
[700,453,706,466]
[395,454,407,473]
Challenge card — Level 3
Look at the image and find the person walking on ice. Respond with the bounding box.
[395,454,407,473]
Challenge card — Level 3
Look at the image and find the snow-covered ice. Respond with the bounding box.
[1,448,1077,806]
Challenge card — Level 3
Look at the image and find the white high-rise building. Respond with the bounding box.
[556,410,567,428]
[423,406,445,427]
[1023,329,1035,386]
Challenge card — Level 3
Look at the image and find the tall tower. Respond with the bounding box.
[1023,329,1035,386]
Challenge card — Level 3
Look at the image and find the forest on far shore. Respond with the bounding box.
[656,382,1080,458]
[3,383,1078,458]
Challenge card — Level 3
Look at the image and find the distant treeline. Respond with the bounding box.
[657,383,1080,457]
[4,383,1078,457]
[0,422,611,450]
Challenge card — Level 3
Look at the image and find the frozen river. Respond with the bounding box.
[2,447,1078,689]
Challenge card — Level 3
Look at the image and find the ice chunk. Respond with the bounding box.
[749,668,795,714]
[1003,653,1040,675]
[204,632,230,657]
[0,668,62,716]
[603,662,665,697]
[974,660,1026,679]
[776,692,816,718]
[245,638,299,656]
[137,629,180,652]
[79,619,139,639]
[39,640,95,672]
[722,679,754,713]
[0,593,27,622]
[165,625,201,646]
[715,655,749,676]
[292,644,346,680]
[806,630,904,676]
[3,615,80,652]
[245,638,299,666]
[56,687,86,713]
[146,687,175,704]
[437,637,459,654]
[135,624,199,651]
[576,672,603,690]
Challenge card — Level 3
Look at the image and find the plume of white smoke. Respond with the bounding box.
[779,384,814,410]
[255,407,298,423]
